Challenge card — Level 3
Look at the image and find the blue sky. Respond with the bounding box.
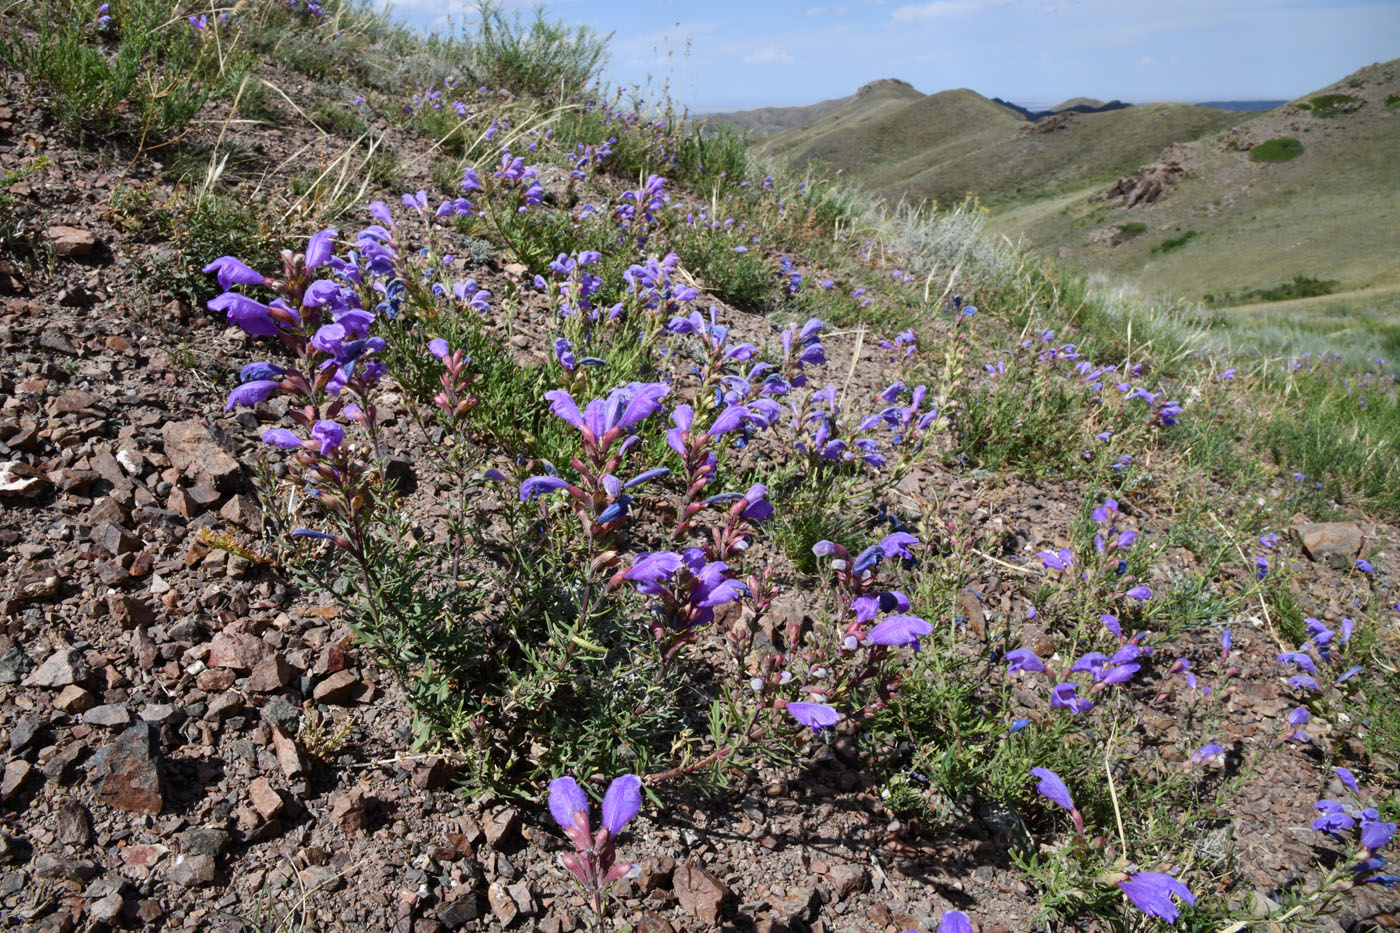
[387,0,1400,112]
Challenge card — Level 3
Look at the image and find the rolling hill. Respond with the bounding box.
[713,59,1400,307]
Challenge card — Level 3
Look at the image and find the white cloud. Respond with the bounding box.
[891,0,1006,21]
[805,5,828,13]
[744,46,796,63]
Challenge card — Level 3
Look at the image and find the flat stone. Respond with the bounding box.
[247,653,292,692]
[89,891,124,924]
[89,723,165,814]
[312,669,359,704]
[55,800,92,846]
[208,632,272,672]
[269,724,305,779]
[487,883,519,927]
[248,777,285,821]
[82,703,132,728]
[167,852,216,887]
[178,827,230,858]
[673,862,730,925]
[26,648,87,688]
[33,853,98,882]
[8,712,46,754]
[46,225,98,258]
[161,421,240,492]
[1296,522,1364,568]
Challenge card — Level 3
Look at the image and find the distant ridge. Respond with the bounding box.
[704,78,922,139]
[990,96,1132,121]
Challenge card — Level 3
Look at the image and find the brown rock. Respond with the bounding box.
[484,807,521,848]
[89,723,165,814]
[47,389,99,415]
[219,493,261,531]
[208,632,272,672]
[54,684,97,714]
[1296,522,1365,568]
[248,777,284,821]
[269,724,306,778]
[1,759,35,803]
[767,885,818,925]
[487,883,519,927]
[82,703,133,728]
[167,852,217,886]
[161,421,240,492]
[55,800,92,846]
[673,862,730,925]
[329,785,373,833]
[824,863,867,900]
[247,653,292,692]
[312,669,360,704]
[107,594,155,630]
[46,225,98,258]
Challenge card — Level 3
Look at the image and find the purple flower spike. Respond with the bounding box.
[879,532,919,560]
[262,428,302,450]
[787,701,840,733]
[1313,799,1356,833]
[1117,872,1195,924]
[548,776,590,835]
[1004,648,1045,673]
[867,615,933,651]
[305,227,337,270]
[622,551,685,584]
[937,911,973,933]
[601,774,643,835]
[1030,767,1075,812]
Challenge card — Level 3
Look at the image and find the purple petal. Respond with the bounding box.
[601,774,642,835]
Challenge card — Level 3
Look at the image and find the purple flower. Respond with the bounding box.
[879,532,918,560]
[1356,559,1375,575]
[621,551,685,584]
[1038,549,1073,571]
[1125,585,1152,601]
[209,291,283,337]
[311,420,343,456]
[1362,815,1396,852]
[1278,652,1317,675]
[262,428,302,450]
[936,910,973,933]
[787,701,840,732]
[548,776,590,835]
[1336,768,1360,793]
[1050,682,1094,715]
[520,476,570,502]
[1100,613,1122,638]
[1288,675,1319,692]
[203,256,266,289]
[305,227,337,270]
[1117,872,1195,923]
[1313,799,1356,833]
[1004,648,1045,673]
[226,380,280,410]
[1191,744,1225,765]
[601,774,642,835]
[1029,767,1074,811]
[1335,665,1363,685]
[429,338,450,359]
[867,615,933,651]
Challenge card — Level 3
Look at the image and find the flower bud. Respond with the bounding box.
[750,677,765,693]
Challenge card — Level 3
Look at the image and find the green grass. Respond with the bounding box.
[1249,137,1303,163]
[1387,93,1400,110]
[1309,93,1359,117]
[1117,221,1147,239]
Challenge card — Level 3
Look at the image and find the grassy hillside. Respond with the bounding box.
[759,87,1239,209]
[995,59,1400,306]
[706,77,922,138]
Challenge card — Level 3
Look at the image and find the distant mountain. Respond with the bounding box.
[990,96,1132,121]
[704,79,922,139]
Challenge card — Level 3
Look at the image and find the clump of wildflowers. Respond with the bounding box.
[548,775,643,928]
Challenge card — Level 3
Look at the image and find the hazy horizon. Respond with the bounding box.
[386,0,1400,112]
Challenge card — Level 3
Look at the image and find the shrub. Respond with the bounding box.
[1151,230,1199,254]
[474,0,609,99]
[1116,221,1147,240]
[1308,93,1359,117]
[1249,137,1303,163]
